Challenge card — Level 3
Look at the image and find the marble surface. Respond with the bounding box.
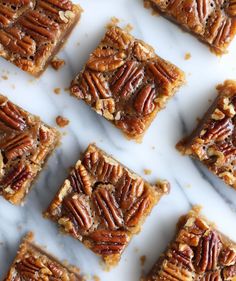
[1,0,236,280]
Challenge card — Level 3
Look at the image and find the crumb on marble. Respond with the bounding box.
[56,116,70,128]
[140,255,147,266]
[134,247,139,253]
[144,169,152,175]
[54,88,61,95]
[1,75,8,80]
[51,57,65,71]
[184,52,191,60]
[93,275,100,281]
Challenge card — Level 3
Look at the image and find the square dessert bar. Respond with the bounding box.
[0,0,82,76]
[177,80,236,190]
[143,208,236,280]
[70,26,185,141]
[146,0,236,55]
[0,95,60,205]
[4,232,83,281]
[45,144,170,266]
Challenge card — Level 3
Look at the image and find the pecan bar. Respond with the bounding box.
[4,232,83,281]
[177,80,236,190]
[145,0,236,55]
[44,144,170,266]
[0,0,82,76]
[70,26,185,141]
[143,208,236,281]
[0,95,60,205]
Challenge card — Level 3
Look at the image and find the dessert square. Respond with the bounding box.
[0,0,82,76]
[45,144,169,266]
[177,80,236,190]
[145,0,236,55]
[4,232,83,281]
[0,95,60,205]
[70,26,185,141]
[143,208,236,281]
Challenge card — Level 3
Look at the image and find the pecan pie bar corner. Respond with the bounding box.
[146,0,236,55]
[0,0,82,76]
[0,95,60,205]
[44,143,170,267]
[70,25,185,141]
[4,232,84,281]
[177,80,236,190]
[143,207,236,280]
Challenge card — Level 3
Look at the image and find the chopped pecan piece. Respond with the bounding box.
[89,229,129,256]
[70,25,184,140]
[45,144,169,266]
[93,185,123,230]
[87,48,126,72]
[63,194,93,232]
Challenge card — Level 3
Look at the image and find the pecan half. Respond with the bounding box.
[168,244,194,271]
[159,259,194,281]
[1,163,31,191]
[18,10,59,42]
[74,71,111,101]
[226,0,236,17]
[89,229,128,256]
[111,61,144,98]
[83,149,99,171]
[1,132,34,160]
[85,153,123,184]
[102,26,132,50]
[63,194,93,232]
[69,162,92,196]
[134,84,156,116]
[93,186,123,230]
[125,190,151,227]
[87,48,126,72]
[116,116,146,136]
[219,247,236,266]
[16,256,46,279]
[38,0,73,14]
[196,0,210,23]
[0,27,36,56]
[202,118,233,142]
[115,173,144,210]
[148,60,178,89]
[0,100,26,131]
[195,230,222,273]
[201,270,222,281]
[223,264,236,280]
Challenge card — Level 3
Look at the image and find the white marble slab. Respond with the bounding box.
[1,0,236,280]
